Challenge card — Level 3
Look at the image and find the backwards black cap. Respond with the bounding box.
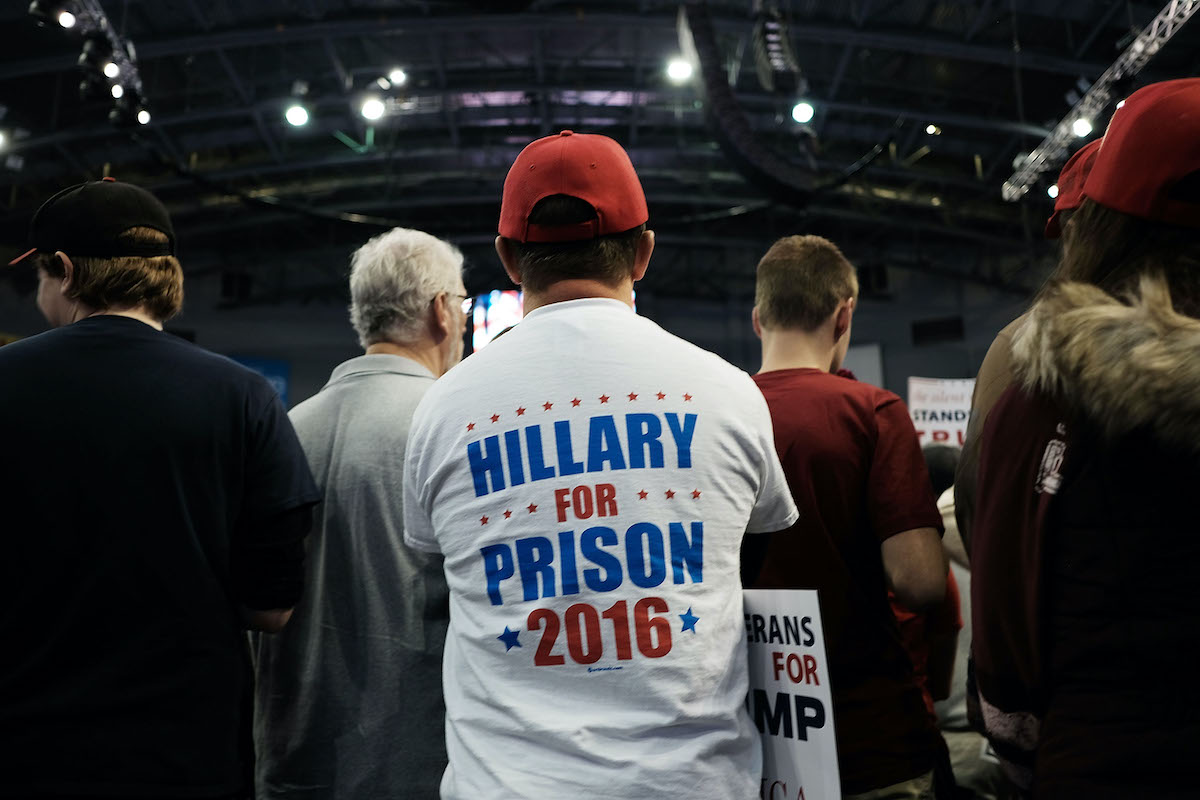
[8,177,176,266]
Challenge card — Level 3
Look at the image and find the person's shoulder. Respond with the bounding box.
[0,328,62,364]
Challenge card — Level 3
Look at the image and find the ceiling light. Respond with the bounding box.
[791,101,814,124]
[360,97,385,121]
[57,10,75,28]
[666,58,693,84]
[137,109,151,125]
[931,196,942,207]
[103,62,119,79]
[375,77,391,90]
[1047,184,1059,199]
[1116,99,1126,109]
[285,104,309,126]
[388,68,407,86]
[925,124,941,135]
[1072,117,1093,138]
[111,84,124,99]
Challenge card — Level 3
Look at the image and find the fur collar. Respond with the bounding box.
[1011,274,1200,446]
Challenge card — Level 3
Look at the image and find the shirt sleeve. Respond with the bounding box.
[402,400,442,554]
[868,394,944,542]
[242,382,320,522]
[745,382,800,534]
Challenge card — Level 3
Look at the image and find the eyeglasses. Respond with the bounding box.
[432,292,468,314]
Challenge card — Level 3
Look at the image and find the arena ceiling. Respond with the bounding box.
[1,0,1197,305]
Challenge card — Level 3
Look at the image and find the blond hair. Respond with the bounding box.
[40,227,183,321]
[755,235,858,331]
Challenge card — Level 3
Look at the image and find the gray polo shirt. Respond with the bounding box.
[251,354,450,799]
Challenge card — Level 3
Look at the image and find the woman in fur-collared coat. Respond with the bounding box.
[969,78,1200,800]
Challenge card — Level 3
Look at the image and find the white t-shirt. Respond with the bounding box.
[404,298,798,800]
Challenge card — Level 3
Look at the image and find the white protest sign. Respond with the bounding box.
[906,376,975,447]
[745,589,840,800]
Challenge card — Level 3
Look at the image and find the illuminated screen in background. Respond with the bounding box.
[469,290,637,353]
[471,290,524,352]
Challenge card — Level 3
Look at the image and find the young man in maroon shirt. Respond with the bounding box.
[747,234,948,799]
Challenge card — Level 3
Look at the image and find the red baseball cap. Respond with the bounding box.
[1044,139,1101,239]
[1082,78,1200,228]
[498,130,648,243]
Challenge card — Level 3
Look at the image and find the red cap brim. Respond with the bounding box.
[7,247,37,267]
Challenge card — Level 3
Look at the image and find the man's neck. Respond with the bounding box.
[758,328,835,374]
[85,307,163,331]
[521,278,633,314]
[365,341,441,376]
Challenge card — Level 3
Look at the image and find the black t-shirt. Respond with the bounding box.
[0,316,319,798]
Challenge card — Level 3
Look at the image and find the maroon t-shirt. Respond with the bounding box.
[751,368,943,793]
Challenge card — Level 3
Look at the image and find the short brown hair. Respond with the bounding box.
[1056,198,1200,318]
[755,235,858,331]
[505,195,646,293]
[38,227,184,321]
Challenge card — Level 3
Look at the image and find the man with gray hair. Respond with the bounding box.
[251,227,468,799]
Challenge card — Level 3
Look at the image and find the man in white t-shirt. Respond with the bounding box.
[403,130,799,800]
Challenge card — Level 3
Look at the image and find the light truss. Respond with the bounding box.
[1002,0,1200,201]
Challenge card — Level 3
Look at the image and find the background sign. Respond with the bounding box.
[907,376,975,447]
[231,355,291,407]
[745,589,840,800]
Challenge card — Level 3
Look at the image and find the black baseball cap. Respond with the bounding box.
[8,177,176,266]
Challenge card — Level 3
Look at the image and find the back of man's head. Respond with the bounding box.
[349,227,464,349]
[755,235,858,332]
[10,179,184,321]
[497,130,648,293]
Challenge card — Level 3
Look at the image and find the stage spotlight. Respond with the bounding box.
[666,58,692,84]
[285,104,309,126]
[925,124,941,135]
[103,61,119,78]
[1047,184,1059,199]
[1072,117,1093,138]
[791,101,814,124]
[137,108,151,125]
[360,97,385,120]
[111,84,124,99]
[57,9,75,28]
[1116,99,1126,109]
[388,68,407,86]
[0,131,6,150]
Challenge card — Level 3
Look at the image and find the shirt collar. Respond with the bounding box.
[326,353,436,385]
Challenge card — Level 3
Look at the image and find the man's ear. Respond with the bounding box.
[751,306,764,340]
[631,230,654,282]
[430,292,453,341]
[833,297,855,341]
[495,236,522,287]
[54,251,75,295]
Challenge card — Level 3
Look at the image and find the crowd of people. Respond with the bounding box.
[0,77,1196,800]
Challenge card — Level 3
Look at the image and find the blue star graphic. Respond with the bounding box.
[680,607,699,634]
[498,626,522,651]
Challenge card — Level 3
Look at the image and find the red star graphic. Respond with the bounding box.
[599,394,610,404]
[490,414,500,423]
[466,422,475,431]
[543,401,553,411]
[627,392,638,401]
[571,398,581,407]
[665,490,676,499]
[480,515,489,525]
[637,489,648,500]
[692,489,701,499]
[503,509,513,519]
[527,503,538,513]
[516,407,526,416]
[656,391,666,400]
[683,393,693,402]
